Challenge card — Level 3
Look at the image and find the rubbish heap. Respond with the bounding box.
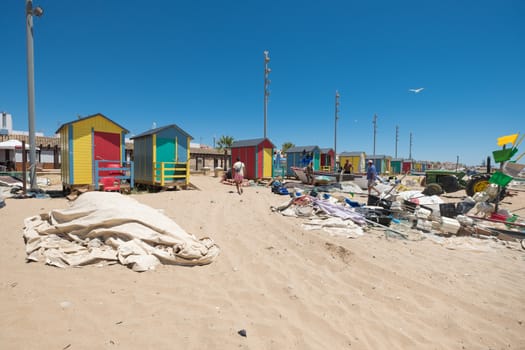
[271,133,525,248]
[270,180,524,248]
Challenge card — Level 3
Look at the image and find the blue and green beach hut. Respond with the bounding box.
[285,146,321,177]
[131,124,193,187]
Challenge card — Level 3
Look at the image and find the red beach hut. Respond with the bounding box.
[320,148,335,171]
[230,138,275,180]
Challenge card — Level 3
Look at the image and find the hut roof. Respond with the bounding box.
[340,151,365,156]
[55,113,129,134]
[231,138,273,148]
[286,145,320,153]
[320,148,334,153]
[368,154,392,160]
[131,124,193,140]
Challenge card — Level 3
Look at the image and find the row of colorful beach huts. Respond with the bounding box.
[54,113,429,192]
[277,145,431,177]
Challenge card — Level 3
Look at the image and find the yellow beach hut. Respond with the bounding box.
[339,151,366,173]
[56,113,133,193]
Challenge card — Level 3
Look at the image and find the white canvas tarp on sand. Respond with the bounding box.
[23,192,220,271]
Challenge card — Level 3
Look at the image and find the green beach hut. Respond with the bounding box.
[131,124,193,187]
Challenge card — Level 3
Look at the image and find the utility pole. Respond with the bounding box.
[372,114,377,157]
[334,90,340,170]
[263,50,271,139]
[25,0,44,191]
[409,132,413,160]
[395,125,399,158]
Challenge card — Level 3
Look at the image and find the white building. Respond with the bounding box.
[1,111,44,136]
[1,112,13,135]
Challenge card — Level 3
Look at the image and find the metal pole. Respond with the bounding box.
[25,0,40,191]
[372,114,377,157]
[409,132,413,160]
[395,125,399,158]
[334,90,340,170]
[263,50,271,139]
[22,141,27,194]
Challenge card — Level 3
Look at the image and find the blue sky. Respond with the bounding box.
[1,0,523,166]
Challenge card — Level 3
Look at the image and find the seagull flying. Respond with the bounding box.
[409,88,424,93]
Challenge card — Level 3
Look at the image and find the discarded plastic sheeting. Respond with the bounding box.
[23,192,220,271]
[396,191,444,214]
[302,217,364,238]
[312,198,367,225]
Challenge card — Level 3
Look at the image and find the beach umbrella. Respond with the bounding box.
[0,139,30,150]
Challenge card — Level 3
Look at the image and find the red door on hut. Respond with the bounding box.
[94,131,121,176]
[402,160,413,174]
[320,148,335,171]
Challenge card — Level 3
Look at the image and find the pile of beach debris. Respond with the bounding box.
[271,181,525,250]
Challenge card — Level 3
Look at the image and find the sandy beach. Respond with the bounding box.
[1,174,524,349]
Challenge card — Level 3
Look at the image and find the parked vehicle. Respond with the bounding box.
[421,169,505,199]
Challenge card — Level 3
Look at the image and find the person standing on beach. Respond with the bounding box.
[305,161,314,185]
[233,157,245,194]
[366,160,380,195]
[343,160,353,174]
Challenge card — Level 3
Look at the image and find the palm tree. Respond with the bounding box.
[217,135,234,151]
[281,142,294,154]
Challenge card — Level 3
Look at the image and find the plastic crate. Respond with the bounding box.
[439,203,457,218]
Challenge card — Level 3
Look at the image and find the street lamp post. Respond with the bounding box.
[372,114,377,157]
[25,0,43,191]
[263,50,271,139]
[409,132,413,160]
[334,91,340,171]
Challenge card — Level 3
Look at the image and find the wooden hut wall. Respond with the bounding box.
[313,152,320,170]
[339,155,352,170]
[59,125,71,185]
[255,146,263,179]
[244,146,256,180]
[350,154,366,173]
[381,157,392,174]
[402,161,412,173]
[339,153,365,173]
[285,148,320,176]
[285,152,294,176]
[133,136,154,184]
[262,146,273,178]
[320,150,335,169]
[232,146,256,179]
[258,139,274,178]
[285,151,301,176]
[391,160,402,175]
[156,127,189,162]
[320,153,327,168]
